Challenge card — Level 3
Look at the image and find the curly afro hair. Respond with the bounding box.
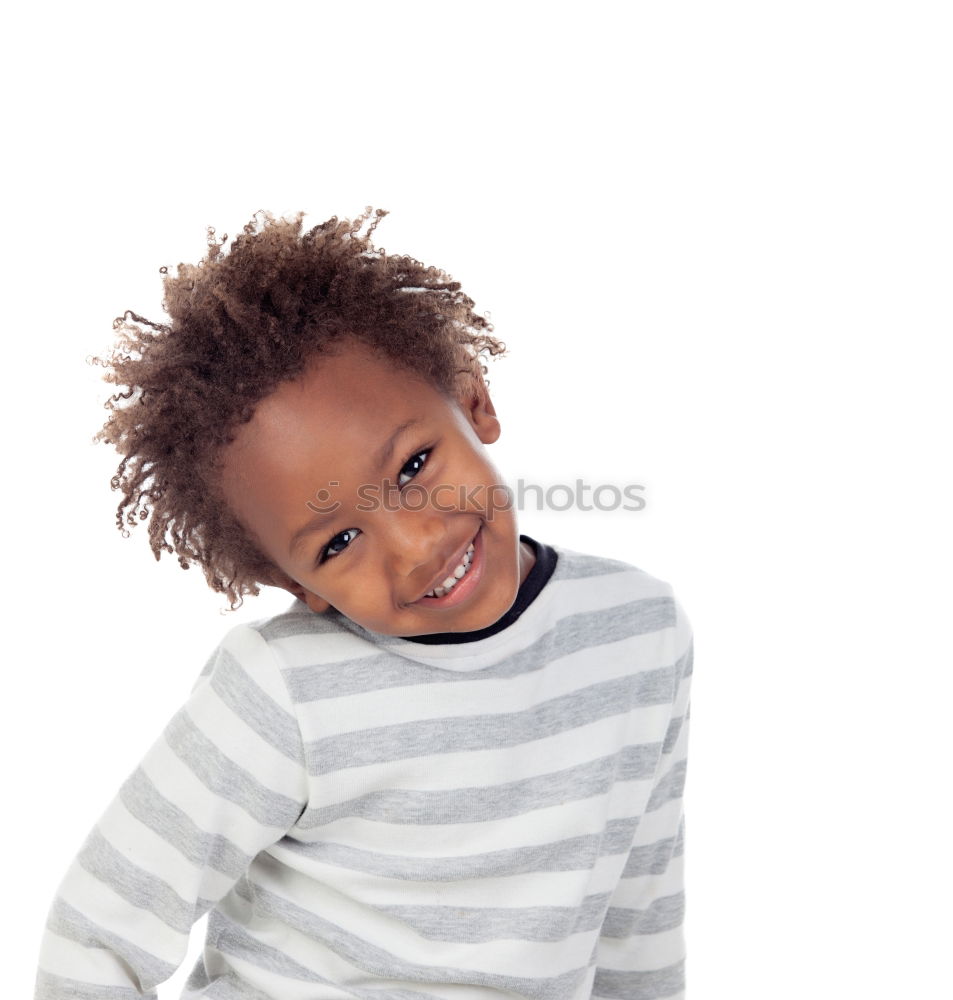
[94,208,506,608]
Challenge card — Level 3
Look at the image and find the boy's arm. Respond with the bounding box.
[592,599,693,1000]
[34,625,309,1000]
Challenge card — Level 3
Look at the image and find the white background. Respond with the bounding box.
[3,2,951,997]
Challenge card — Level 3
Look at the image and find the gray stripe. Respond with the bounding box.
[205,910,344,994]
[197,646,220,681]
[285,596,677,702]
[209,648,303,763]
[286,650,446,702]
[549,550,637,581]
[679,642,693,680]
[304,668,676,774]
[164,712,304,828]
[646,760,687,813]
[77,827,205,933]
[34,969,154,1000]
[207,909,466,1000]
[674,817,685,857]
[376,892,611,943]
[221,888,593,1000]
[661,714,686,754]
[256,607,346,643]
[282,816,639,881]
[592,960,684,999]
[601,892,685,937]
[301,742,662,828]
[622,829,684,879]
[120,768,252,880]
[45,898,175,992]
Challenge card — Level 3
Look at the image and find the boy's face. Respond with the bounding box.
[219,342,535,637]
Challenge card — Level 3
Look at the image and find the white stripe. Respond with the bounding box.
[595,925,685,971]
[190,939,355,999]
[262,846,628,908]
[57,861,185,966]
[38,929,140,988]
[271,630,388,668]
[631,796,684,848]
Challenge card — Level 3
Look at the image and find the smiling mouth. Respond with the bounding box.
[422,541,475,598]
[413,528,483,607]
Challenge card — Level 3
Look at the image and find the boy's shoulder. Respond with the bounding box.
[241,599,345,642]
[546,542,692,664]
[515,539,684,644]
[548,540,677,600]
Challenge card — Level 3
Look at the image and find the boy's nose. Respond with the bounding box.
[380,506,448,576]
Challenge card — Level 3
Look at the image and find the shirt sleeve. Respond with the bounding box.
[592,597,694,1000]
[34,624,310,1000]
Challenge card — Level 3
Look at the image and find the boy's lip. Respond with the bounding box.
[412,527,481,604]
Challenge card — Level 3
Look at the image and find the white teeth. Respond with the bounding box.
[424,542,477,599]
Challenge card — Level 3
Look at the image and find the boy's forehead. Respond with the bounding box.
[221,346,455,485]
[248,357,397,437]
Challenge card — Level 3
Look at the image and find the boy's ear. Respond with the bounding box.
[458,374,501,445]
[261,567,331,614]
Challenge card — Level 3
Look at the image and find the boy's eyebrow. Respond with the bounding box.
[288,418,423,556]
[289,509,338,555]
[373,418,422,475]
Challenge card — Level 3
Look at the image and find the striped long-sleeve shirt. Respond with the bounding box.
[35,541,693,999]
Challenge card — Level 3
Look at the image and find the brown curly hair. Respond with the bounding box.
[94,208,506,608]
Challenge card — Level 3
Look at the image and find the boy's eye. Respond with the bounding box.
[320,527,361,563]
[398,449,430,487]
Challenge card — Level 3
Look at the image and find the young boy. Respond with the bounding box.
[35,210,694,1000]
